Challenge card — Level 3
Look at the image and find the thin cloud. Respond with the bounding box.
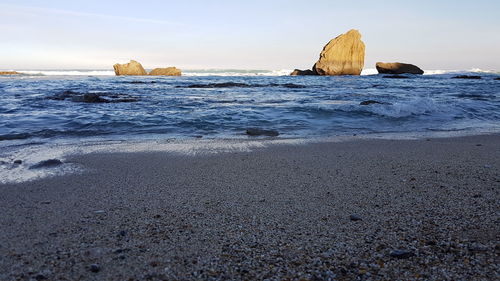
[0,3,184,26]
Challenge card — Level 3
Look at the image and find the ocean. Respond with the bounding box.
[1,69,499,182]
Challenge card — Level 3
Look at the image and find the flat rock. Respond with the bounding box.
[113,60,147,76]
[376,62,424,75]
[29,159,63,169]
[0,71,20,75]
[360,100,391,106]
[313,29,365,76]
[453,75,481,79]
[149,67,181,76]
[246,129,279,137]
[383,75,409,79]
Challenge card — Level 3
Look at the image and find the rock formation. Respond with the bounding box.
[0,71,20,75]
[376,62,424,75]
[113,60,147,76]
[149,67,181,76]
[313,29,365,76]
[290,69,316,76]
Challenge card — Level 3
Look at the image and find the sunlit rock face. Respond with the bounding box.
[113,60,147,76]
[313,29,365,76]
[376,62,424,75]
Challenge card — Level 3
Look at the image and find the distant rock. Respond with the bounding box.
[29,159,63,169]
[246,128,279,137]
[49,90,139,103]
[376,62,424,75]
[149,67,181,76]
[383,75,409,79]
[494,77,500,81]
[0,71,20,75]
[290,69,316,76]
[453,75,482,79]
[313,29,366,76]
[113,60,147,76]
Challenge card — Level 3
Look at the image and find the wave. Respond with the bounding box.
[11,68,499,77]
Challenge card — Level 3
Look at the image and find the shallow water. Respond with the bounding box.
[1,72,500,183]
[1,73,499,145]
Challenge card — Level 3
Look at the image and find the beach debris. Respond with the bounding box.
[29,159,63,169]
[88,264,101,273]
[376,62,424,75]
[359,100,391,106]
[149,67,181,76]
[113,60,147,76]
[245,128,280,137]
[452,75,482,79]
[389,249,414,259]
[349,214,363,221]
[383,75,409,79]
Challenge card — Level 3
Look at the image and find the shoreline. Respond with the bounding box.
[1,134,499,280]
[1,131,499,184]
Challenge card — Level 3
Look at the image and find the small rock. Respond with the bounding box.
[476,144,482,146]
[29,159,63,169]
[246,128,279,137]
[35,274,47,280]
[389,249,414,259]
[494,77,500,81]
[13,159,22,164]
[452,75,481,79]
[360,100,391,106]
[118,230,127,236]
[89,264,100,273]
[349,215,363,221]
[472,194,482,198]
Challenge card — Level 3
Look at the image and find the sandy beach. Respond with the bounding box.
[0,135,499,280]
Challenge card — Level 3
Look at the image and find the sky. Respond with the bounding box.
[0,0,499,70]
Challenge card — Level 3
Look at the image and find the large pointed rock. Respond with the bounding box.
[376,62,424,75]
[113,60,147,76]
[149,67,181,76]
[313,29,365,76]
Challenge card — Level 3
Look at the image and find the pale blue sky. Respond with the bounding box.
[1,0,499,70]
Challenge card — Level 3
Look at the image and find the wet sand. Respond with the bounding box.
[1,135,499,280]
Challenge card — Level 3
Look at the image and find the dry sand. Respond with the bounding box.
[0,135,499,280]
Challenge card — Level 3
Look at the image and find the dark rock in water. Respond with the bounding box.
[383,75,409,79]
[128,81,157,84]
[360,100,392,106]
[49,91,138,103]
[349,214,363,221]
[389,249,414,259]
[183,82,252,88]
[246,128,279,137]
[453,75,482,79]
[88,264,101,273]
[269,83,306,88]
[13,159,22,164]
[290,69,316,76]
[83,93,108,103]
[494,78,500,81]
[29,159,63,169]
[376,62,424,75]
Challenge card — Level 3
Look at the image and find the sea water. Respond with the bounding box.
[0,69,499,182]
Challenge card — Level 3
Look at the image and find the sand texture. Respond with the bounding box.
[1,135,499,280]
